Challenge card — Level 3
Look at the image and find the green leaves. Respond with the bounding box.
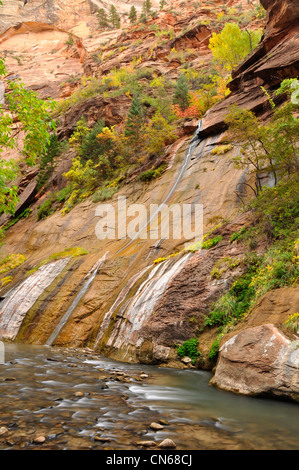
[177,338,199,365]
[225,80,299,195]
[0,58,57,214]
[5,78,57,165]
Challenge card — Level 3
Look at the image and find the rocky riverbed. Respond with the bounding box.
[1,343,299,450]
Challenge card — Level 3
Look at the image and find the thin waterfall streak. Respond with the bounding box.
[107,253,192,350]
[115,120,202,255]
[0,259,69,340]
[46,252,109,346]
[94,265,152,348]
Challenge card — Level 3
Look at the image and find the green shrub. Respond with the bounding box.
[37,193,57,220]
[283,313,299,334]
[202,235,223,250]
[92,186,119,202]
[0,254,26,274]
[177,338,199,364]
[56,186,72,203]
[208,336,221,361]
[139,163,167,182]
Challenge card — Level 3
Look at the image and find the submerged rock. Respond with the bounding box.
[149,422,164,431]
[159,438,176,449]
[0,427,8,436]
[211,324,299,401]
[33,436,46,444]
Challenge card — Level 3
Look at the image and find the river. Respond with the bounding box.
[0,343,299,450]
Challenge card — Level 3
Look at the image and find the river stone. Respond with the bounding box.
[211,324,299,400]
[159,419,169,425]
[33,436,46,444]
[140,374,149,379]
[136,440,157,447]
[0,426,8,435]
[159,439,176,449]
[181,356,192,364]
[94,435,111,442]
[150,422,164,430]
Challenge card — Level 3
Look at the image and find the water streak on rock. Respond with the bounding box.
[0,258,69,340]
[46,252,109,346]
[106,253,192,352]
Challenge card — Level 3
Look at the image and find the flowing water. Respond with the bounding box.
[0,343,299,450]
[46,252,109,346]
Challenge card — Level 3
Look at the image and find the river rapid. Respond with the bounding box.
[0,343,299,450]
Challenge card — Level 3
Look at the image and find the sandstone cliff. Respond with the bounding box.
[0,0,298,402]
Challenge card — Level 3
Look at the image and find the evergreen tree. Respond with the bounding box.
[173,73,190,111]
[142,0,152,17]
[129,5,137,24]
[36,135,61,191]
[124,95,145,159]
[160,0,166,9]
[125,95,143,139]
[109,5,120,29]
[97,8,109,29]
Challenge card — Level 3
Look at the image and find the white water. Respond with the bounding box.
[0,258,69,340]
[106,253,192,351]
[46,252,109,346]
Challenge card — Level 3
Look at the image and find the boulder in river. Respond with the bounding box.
[211,324,299,401]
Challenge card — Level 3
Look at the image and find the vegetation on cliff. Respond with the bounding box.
[201,80,299,363]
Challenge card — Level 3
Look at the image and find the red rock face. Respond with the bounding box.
[261,0,299,44]
[201,0,299,136]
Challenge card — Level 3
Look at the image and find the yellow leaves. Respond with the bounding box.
[211,144,233,155]
[150,74,165,88]
[0,254,26,274]
[0,276,12,288]
[97,126,117,143]
[26,247,88,276]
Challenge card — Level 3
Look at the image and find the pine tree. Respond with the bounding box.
[37,134,61,191]
[109,5,120,29]
[97,8,109,29]
[129,5,137,24]
[124,95,145,159]
[125,95,143,140]
[173,73,190,111]
[142,0,152,17]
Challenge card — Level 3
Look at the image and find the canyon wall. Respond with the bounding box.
[0,0,298,401]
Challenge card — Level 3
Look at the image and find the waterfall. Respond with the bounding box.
[105,253,192,352]
[46,252,109,346]
[115,120,202,254]
[0,258,69,340]
[94,265,152,347]
[95,123,203,353]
